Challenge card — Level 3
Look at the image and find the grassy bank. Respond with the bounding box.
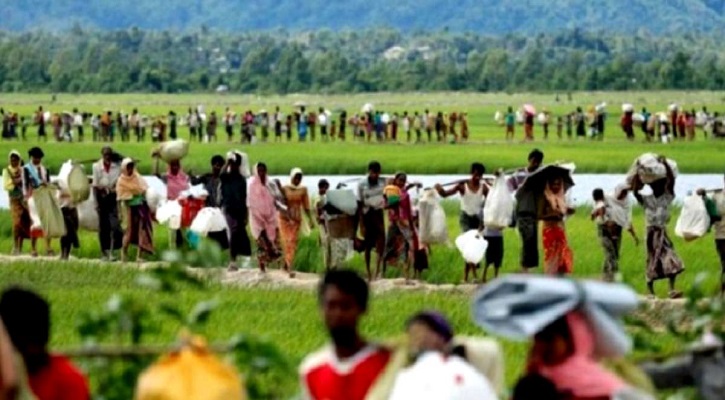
[0,91,723,174]
[0,140,724,175]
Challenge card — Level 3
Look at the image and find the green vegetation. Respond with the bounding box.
[1,28,725,93]
[2,0,724,34]
[1,92,724,174]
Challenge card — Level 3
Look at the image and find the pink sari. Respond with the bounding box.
[248,176,278,241]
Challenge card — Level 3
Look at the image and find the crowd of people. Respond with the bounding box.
[0,105,475,144]
[4,145,725,298]
[499,103,725,142]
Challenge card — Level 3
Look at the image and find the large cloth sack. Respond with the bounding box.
[32,186,66,238]
[57,160,74,192]
[388,352,497,400]
[77,191,99,232]
[135,336,245,400]
[455,230,487,264]
[625,153,679,185]
[450,337,505,394]
[156,200,182,230]
[675,194,710,241]
[68,165,90,204]
[325,189,357,216]
[155,140,190,163]
[418,189,448,245]
[483,176,514,230]
[190,208,228,236]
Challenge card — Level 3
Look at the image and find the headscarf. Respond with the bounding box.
[407,311,454,343]
[544,178,568,215]
[6,150,21,172]
[529,312,627,398]
[116,158,148,201]
[166,165,189,201]
[225,150,250,178]
[606,183,633,228]
[288,168,303,189]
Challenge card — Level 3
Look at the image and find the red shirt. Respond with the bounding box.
[300,345,391,400]
[29,355,90,400]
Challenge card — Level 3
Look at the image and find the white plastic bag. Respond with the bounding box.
[675,194,710,241]
[77,191,99,232]
[418,189,448,245]
[455,230,488,264]
[190,208,228,236]
[156,200,182,230]
[145,187,163,214]
[483,177,514,230]
[57,160,74,192]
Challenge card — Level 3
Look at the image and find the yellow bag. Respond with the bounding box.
[135,336,246,400]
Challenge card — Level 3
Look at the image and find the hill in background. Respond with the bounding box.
[4,0,724,35]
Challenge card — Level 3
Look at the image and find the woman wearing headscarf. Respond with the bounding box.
[540,176,575,275]
[248,162,281,272]
[383,172,420,283]
[116,158,154,262]
[526,312,654,400]
[22,147,52,257]
[3,150,30,255]
[221,152,252,271]
[278,167,314,278]
[154,157,190,249]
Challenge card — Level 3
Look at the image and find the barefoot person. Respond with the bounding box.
[116,158,154,262]
[248,162,281,273]
[300,269,391,400]
[632,158,684,298]
[357,161,386,280]
[3,150,30,255]
[509,149,545,272]
[279,168,315,278]
[92,147,123,261]
[221,152,253,271]
[541,176,575,275]
[435,162,489,282]
[591,186,639,282]
[382,172,420,283]
[699,174,725,296]
[22,147,53,257]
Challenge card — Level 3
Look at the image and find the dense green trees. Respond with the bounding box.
[0,28,724,93]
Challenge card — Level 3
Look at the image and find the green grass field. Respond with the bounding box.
[0,91,723,174]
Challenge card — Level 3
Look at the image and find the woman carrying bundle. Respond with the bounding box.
[22,147,52,257]
[153,156,190,250]
[383,172,421,283]
[632,157,684,299]
[116,158,154,262]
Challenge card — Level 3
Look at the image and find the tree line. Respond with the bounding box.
[0,27,724,94]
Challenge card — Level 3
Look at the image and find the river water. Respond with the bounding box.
[1,174,721,209]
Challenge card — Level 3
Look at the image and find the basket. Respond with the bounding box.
[326,215,356,239]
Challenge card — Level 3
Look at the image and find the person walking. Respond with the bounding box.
[116,158,154,262]
[632,158,684,299]
[92,147,123,261]
[222,152,253,271]
[435,163,489,282]
[358,161,386,281]
[278,168,314,277]
[3,150,30,255]
[591,185,639,282]
[509,149,544,272]
[248,162,281,273]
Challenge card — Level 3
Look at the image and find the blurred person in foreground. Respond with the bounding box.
[0,288,89,400]
[299,270,391,400]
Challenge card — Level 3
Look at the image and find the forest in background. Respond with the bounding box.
[2,0,724,35]
[1,28,724,93]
